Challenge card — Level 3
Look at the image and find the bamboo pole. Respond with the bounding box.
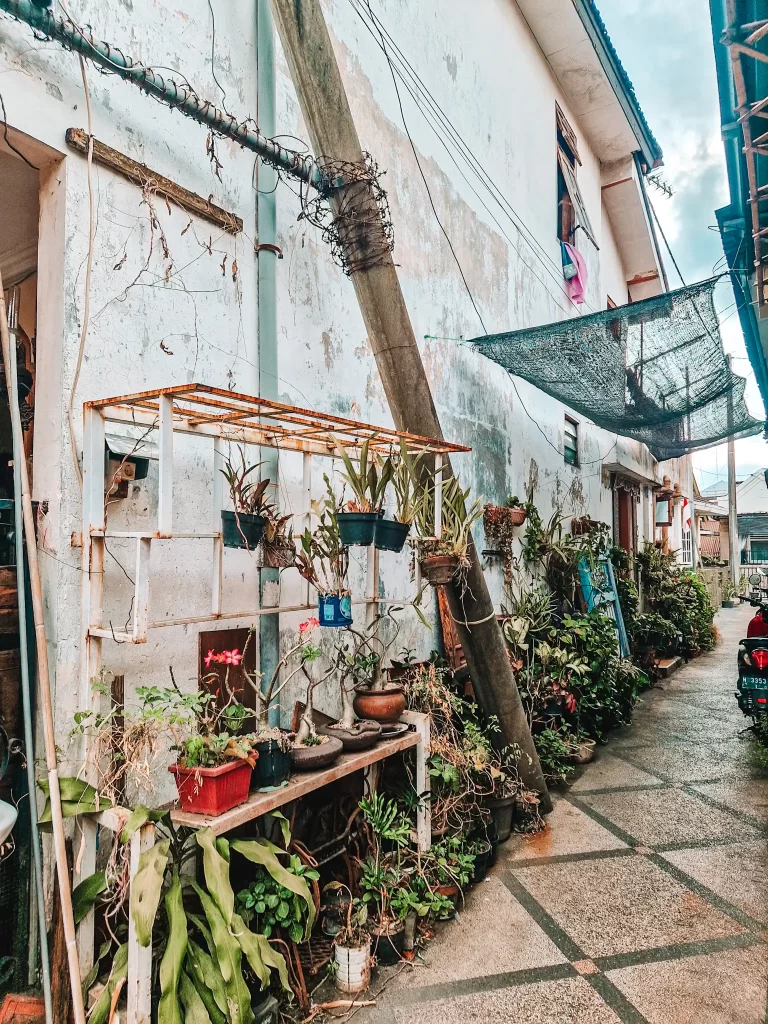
[0,269,86,1024]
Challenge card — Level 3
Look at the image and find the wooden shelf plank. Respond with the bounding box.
[170,731,419,835]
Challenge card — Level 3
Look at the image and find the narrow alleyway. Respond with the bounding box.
[350,605,768,1023]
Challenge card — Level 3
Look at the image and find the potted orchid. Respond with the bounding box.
[332,435,393,547]
[295,482,352,626]
[417,475,483,586]
[374,438,430,553]
[220,447,273,550]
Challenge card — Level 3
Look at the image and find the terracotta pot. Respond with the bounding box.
[483,504,527,534]
[353,686,406,723]
[571,738,596,765]
[420,553,459,586]
[435,883,459,920]
[290,735,343,771]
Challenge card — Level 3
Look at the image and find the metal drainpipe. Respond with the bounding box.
[257,0,281,727]
[7,298,53,1022]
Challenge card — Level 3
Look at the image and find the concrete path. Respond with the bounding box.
[348,605,768,1023]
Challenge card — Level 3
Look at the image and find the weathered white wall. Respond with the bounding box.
[736,470,768,513]
[0,0,691,778]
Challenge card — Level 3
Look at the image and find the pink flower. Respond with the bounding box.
[222,649,242,666]
[204,649,216,669]
[299,617,320,635]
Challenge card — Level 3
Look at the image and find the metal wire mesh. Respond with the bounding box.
[470,278,763,460]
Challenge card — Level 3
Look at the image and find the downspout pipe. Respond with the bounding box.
[0,0,324,190]
[256,0,281,728]
[9,323,53,1020]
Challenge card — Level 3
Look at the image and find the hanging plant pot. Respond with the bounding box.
[290,735,343,772]
[334,938,371,995]
[483,504,527,548]
[420,553,459,586]
[486,793,516,843]
[252,738,292,789]
[169,758,253,816]
[570,516,600,536]
[374,518,411,553]
[352,685,406,723]
[318,593,353,627]
[336,511,379,546]
[221,510,265,550]
[260,537,296,569]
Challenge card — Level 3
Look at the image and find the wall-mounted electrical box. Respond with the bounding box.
[105,433,158,499]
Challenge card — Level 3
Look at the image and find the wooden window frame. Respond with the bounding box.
[564,415,579,467]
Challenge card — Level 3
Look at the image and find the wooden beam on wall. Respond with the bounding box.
[65,128,243,234]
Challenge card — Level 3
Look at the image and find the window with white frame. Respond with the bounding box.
[564,415,579,467]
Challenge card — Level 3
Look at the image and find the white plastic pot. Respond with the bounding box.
[0,798,17,844]
[334,939,371,995]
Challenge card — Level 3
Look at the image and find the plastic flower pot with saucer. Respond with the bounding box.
[374,518,411,553]
[318,593,353,627]
[420,553,459,586]
[435,883,459,920]
[471,840,492,883]
[252,738,292,789]
[336,511,379,546]
[169,758,253,816]
[352,685,406,723]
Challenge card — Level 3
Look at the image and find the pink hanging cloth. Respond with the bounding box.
[563,242,587,305]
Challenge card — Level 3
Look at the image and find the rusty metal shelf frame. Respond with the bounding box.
[724,7,768,317]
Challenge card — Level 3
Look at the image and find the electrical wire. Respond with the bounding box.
[0,91,39,170]
[348,0,594,316]
[206,0,232,118]
[647,193,685,287]
[365,1,487,333]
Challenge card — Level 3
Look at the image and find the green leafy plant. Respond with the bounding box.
[417,475,483,562]
[294,479,350,596]
[236,854,319,943]
[534,727,575,784]
[391,437,432,524]
[221,447,274,517]
[331,434,393,512]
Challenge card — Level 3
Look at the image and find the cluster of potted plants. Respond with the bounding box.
[220,449,296,565]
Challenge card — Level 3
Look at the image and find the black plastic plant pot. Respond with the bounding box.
[253,739,291,789]
[318,593,353,627]
[472,841,492,883]
[372,922,405,966]
[374,518,411,553]
[221,510,265,550]
[487,794,515,843]
[336,511,379,546]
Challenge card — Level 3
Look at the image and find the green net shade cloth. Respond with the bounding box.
[470,278,763,461]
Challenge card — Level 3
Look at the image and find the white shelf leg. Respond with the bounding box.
[402,711,431,852]
[302,453,312,608]
[126,822,156,1024]
[212,441,223,618]
[158,395,174,537]
[133,537,151,643]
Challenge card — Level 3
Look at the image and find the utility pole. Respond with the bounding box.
[727,356,739,583]
[268,0,550,809]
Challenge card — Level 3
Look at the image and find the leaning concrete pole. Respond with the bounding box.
[268,0,551,810]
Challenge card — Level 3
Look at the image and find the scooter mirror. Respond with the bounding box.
[750,573,762,586]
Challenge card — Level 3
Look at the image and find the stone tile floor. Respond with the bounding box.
[341,605,768,1023]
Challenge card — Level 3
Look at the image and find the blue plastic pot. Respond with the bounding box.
[318,593,352,627]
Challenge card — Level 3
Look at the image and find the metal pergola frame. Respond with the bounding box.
[75,384,466,990]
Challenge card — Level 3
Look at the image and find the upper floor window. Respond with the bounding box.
[556,103,597,249]
[564,415,579,467]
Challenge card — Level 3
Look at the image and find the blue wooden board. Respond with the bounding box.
[578,556,630,658]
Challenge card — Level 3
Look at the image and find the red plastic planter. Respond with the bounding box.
[169,758,253,816]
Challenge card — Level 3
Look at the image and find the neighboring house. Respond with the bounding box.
[0,0,702,988]
[733,469,768,562]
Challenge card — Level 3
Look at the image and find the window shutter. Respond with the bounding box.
[556,103,581,166]
[557,149,598,249]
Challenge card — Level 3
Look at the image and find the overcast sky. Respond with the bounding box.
[597,0,767,488]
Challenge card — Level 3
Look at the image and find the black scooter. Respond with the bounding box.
[736,595,768,719]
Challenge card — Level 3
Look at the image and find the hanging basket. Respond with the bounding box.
[420,553,459,586]
[374,518,411,553]
[483,504,526,548]
[260,536,296,568]
[337,511,379,546]
[318,593,353,627]
[221,510,265,550]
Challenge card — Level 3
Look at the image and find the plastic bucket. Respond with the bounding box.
[334,940,371,994]
[487,794,515,842]
[318,593,353,627]
[374,518,411,552]
[221,510,265,550]
[337,511,379,546]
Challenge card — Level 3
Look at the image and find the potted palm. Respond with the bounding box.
[220,447,272,550]
[374,439,430,553]
[332,435,392,546]
[418,476,483,586]
[295,490,352,626]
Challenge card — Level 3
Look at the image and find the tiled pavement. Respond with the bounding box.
[347,605,768,1022]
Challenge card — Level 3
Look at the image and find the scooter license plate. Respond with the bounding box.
[741,676,768,689]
